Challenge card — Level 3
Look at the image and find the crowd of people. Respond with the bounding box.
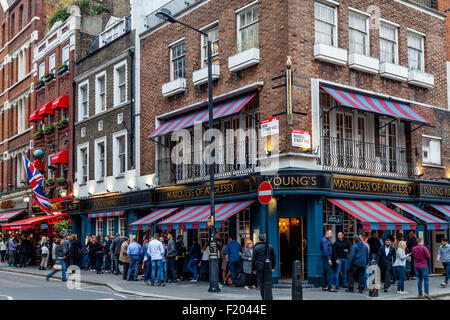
[1,234,41,268]
[320,229,450,299]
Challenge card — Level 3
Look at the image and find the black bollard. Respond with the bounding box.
[292,260,303,300]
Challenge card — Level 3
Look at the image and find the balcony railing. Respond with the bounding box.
[155,140,258,186]
[145,0,202,30]
[319,137,414,178]
[408,0,436,9]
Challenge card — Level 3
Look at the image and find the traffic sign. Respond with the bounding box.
[258,181,273,205]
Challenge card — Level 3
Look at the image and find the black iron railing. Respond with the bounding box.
[319,137,414,178]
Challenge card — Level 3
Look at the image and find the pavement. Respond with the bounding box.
[0,263,449,300]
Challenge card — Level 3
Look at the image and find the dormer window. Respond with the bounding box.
[99,17,126,48]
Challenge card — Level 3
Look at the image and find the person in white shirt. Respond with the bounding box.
[0,238,6,263]
[147,233,165,286]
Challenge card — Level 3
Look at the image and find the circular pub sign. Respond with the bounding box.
[258,181,273,205]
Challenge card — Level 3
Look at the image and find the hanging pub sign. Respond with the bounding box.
[326,215,343,225]
[261,117,279,137]
[292,130,311,148]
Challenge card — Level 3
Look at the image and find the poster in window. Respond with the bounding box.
[292,130,311,149]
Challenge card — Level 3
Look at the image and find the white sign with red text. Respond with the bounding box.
[261,117,279,137]
[292,130,311,148]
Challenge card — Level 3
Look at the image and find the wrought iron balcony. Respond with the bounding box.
[155,140,258,186]
[319,137,414,178]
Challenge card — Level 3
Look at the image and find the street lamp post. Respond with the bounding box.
[156,8,220,293]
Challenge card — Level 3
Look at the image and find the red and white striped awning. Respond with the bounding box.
[88,211,124,219]
[327,199,416,230]
[321,86,429,124]
[148,92,256,138]
[391,202,448,230]
[129,208,179,231]
[0,210,24,223]
[159,200,255,230]
[430,203,450,220]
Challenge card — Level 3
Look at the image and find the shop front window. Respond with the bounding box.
[119,217,126,236]
[96,219,103,237]
[236,209,251,247]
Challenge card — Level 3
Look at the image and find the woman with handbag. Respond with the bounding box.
[46,239,67,282]
[39,237,50,270]
[242,240,256,290]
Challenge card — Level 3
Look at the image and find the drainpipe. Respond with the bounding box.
[72,80,76,184]
[128,48,135,169]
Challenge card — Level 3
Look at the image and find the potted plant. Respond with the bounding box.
[43,123,55,135]
[56,177,67,186]
[34,129,44,139]
[35,80,45,90]
[46,178,55,187]
[56,119,68,129]
[57,63,69,75]
[43,72,55,83]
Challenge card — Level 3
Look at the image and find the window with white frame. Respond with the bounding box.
[77,144,89,183]
[78,81,89,120]
[380,23,398,64]
[201,25,219,68]
[62,44,70,66]
[237,5,258,52]
[17,99,25,133]
[407,32,424,71]
[422,137,441,165]
[107,218,114,236]
[119,217,126,236]
[96,219,103,236]
[170,42,185,81]
[314,2,337,46]
[49,53,56,75]
[113,131,127,176]
[349,12,369,55]
[16,156,25,186]
[96,72,106,113]
[38,62,45,79]
[95,137,106,180]
[114,62,127,106]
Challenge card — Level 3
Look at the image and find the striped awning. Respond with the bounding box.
[129,208,179,231]
[159,200,255,230]
[148,92,257,138]
[321,86,429,124]
[88,211,124,219]
[0,210,24,223]
[327,199,416,230]
[430,204,450,220]
[391,202,448,230]
[2,213,67,230]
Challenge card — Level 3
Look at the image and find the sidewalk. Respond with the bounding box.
[1,263,449,300]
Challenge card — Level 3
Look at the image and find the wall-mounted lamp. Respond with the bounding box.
[88,192,93,196]
[127,186,133,190]
[106,188,112,193]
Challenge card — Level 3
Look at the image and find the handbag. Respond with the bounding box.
[53,261,62,271]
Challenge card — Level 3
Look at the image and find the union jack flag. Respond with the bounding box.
[22,154,52,215]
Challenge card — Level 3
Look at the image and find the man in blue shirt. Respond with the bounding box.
[126,238,142,281]
[320,230,336,292]
[7,235,17,267]
[224,235,243,287]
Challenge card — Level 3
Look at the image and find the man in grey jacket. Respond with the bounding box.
[437,238,450,288]
[110,233,124,275]
[166,232,177,283]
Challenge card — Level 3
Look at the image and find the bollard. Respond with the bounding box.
[292,260,303,300]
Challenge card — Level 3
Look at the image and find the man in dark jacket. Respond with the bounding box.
[368,231,381,257]
[376,235,396,292]
[346,236,369,293]
[252,234,276,300]
[70,234,82,267]
[19,236,30,268]
[103,235,112,272]
[166,232,177,283]
[175,235,187,280]
[406,231,417,280]
[332,232,351,289]
[320,230,336,292]
[110,233,124,275]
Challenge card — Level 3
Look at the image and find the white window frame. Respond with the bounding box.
[98,120,103,131]
[407,30,425,72]
[49,53,56,75]
[48,153,55,180]
[94,136,107,181]
[107,218,114,236]
[95,71,107,114]
[380,20,399,64]
[236,3,259,53]
[119,217,126,236]
[78,80,89,120]
[200,22,219,68]
[348,9,370,56]
[38,62,45,80]
[77,142,89,184]
[422,136,441,166]
[17,99,25,133]
[96,219,103,236]
[113,130,127,177]
[62,44,70,66]
[114,61,127,106]
[169,39,186,81]
[16,156,25,186]
[314,1,338,47]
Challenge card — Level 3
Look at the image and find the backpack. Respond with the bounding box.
[41,244,49,255]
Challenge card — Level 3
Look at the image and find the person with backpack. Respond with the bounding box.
[39,237,50,270]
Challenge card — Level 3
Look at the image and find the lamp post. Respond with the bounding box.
[156,8,220,293]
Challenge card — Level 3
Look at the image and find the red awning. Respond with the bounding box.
[29,109,44,122]
[51,150,68,165]
[38,102,55,116]
[1,213,66,230]
[32,159,45,171]
[0,210,25,223]
[391,202,448,230]
[52,94,69,110]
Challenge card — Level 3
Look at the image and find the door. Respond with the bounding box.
[432,230,446,273]
[278,217,306,279]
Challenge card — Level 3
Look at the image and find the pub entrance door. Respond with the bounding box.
[278,217,306,279]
